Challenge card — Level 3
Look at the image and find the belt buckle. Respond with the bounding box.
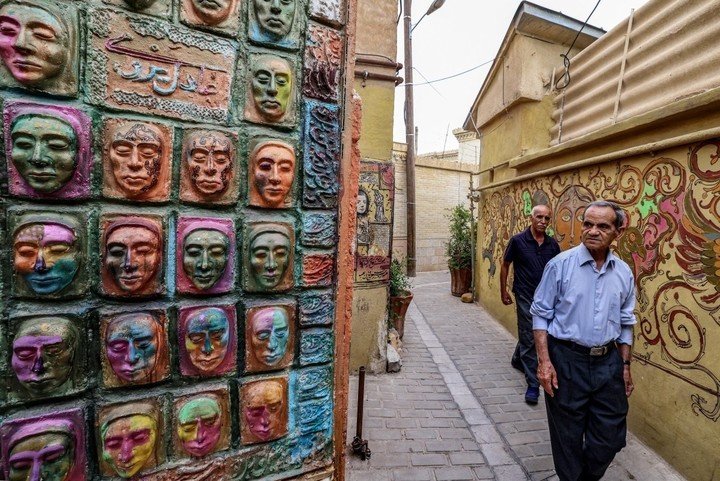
[589,346,607,356]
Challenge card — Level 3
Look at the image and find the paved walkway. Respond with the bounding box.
[345,271,686,481]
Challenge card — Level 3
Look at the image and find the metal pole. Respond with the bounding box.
[351,366,371,459]
[403,0,417,276]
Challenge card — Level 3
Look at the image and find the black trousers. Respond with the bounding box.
[545,337,628,481]
[511,292,538,388]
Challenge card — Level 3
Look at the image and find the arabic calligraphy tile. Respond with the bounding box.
[303,23,342,103]
[299,328,333,366]
[301,211,337,247]
[87,8,236,124]
[309,0,345,26]
[0,0,79,97]
[299,290,335,327]
[302,101,340,209]
[296,365,332,402]
[302,252,334,287]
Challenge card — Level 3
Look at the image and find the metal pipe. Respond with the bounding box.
[351,366,371,459]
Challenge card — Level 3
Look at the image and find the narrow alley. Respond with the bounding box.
[346,271,686,481]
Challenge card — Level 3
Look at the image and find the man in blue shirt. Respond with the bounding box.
[531,200,636,481]
[500,204,561,405]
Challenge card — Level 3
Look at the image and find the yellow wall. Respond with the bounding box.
[476,141,720,481]
[356,79,396,161]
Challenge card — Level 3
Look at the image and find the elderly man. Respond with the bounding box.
[531,200,636,481]
[500,204,560,404]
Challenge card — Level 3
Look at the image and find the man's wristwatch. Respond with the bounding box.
[622,360,631,366]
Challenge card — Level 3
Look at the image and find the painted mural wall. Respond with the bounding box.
[0,0,351,480]
[478,141,720,480]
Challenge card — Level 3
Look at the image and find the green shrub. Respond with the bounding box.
[445,204,472,270]
[389,257,412,296]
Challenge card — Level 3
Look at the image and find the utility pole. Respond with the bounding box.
[403,0,417,277]
[402,0,444,277]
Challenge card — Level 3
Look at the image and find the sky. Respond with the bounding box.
[394,0,650,155]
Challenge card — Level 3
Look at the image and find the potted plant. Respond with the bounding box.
[445,204,472,297]
[388,257,413,339]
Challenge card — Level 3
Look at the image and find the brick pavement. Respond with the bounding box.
[345,271,687,481]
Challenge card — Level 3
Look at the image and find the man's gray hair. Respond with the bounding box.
[585,200,626,229]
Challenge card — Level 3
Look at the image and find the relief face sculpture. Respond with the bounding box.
[180,306,236,376]
[185,0,237,26]
[246,305,293,371]
[245,223,294,292]
[241,378,288,444]
[176,395,224,458]
[0,1,77,94]
[101,217,163,297]
[5,102,92,199]
[11,317,77,397]
[181,130,237,204]
[13,217,82,297]
[104,120,171,201]
[177,217,235,294]
[249,140,295,208]
[246,55,293,124]
[1,414,83,481]
[250,0,296,42]
[103,312,168,386]
[100,404,159,478]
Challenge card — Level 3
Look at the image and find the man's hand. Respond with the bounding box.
[501,290,513,305]
[537,359,558,396]
[623,366,634,397]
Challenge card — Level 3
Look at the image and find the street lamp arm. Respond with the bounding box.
[410,0,446,33]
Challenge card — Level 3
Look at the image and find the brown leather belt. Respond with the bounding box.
[550,336,615,356]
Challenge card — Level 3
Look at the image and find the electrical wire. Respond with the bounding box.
[556,0,603,90]
[407,58,495,87]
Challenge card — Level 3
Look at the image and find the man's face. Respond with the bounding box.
[105,314,159,383]
[104,225,160,293]
[12,317,76,395]
[253,0,295,39]
[11,115,77,193]
[8,432,73,481]
[530,206,551,235]
[243,381,285,442]
[185,131,233,197]
[252,144,294,207]
[14,222,79,295]
[356,191,367,214]
[249,307,289,366]
[581,206,621,254]
[251,56,292,121]
[102,415,156,478]
[108,123,162,197]
[182,229,229,290]
[250,232,290,289]
[185,309,230,373]
[177,397,223,457]
[189,0,233,25]
[0,4,68,86]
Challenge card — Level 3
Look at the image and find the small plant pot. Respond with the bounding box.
[450,268,472,297]
[389,290,413,339]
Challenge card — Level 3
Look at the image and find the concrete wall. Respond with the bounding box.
[392,144,475,272]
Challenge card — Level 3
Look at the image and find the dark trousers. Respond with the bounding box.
[545,337,628,481]
[511,292,538,388]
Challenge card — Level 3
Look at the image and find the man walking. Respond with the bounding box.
[500,204,560,405]
[531,200,636,481]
